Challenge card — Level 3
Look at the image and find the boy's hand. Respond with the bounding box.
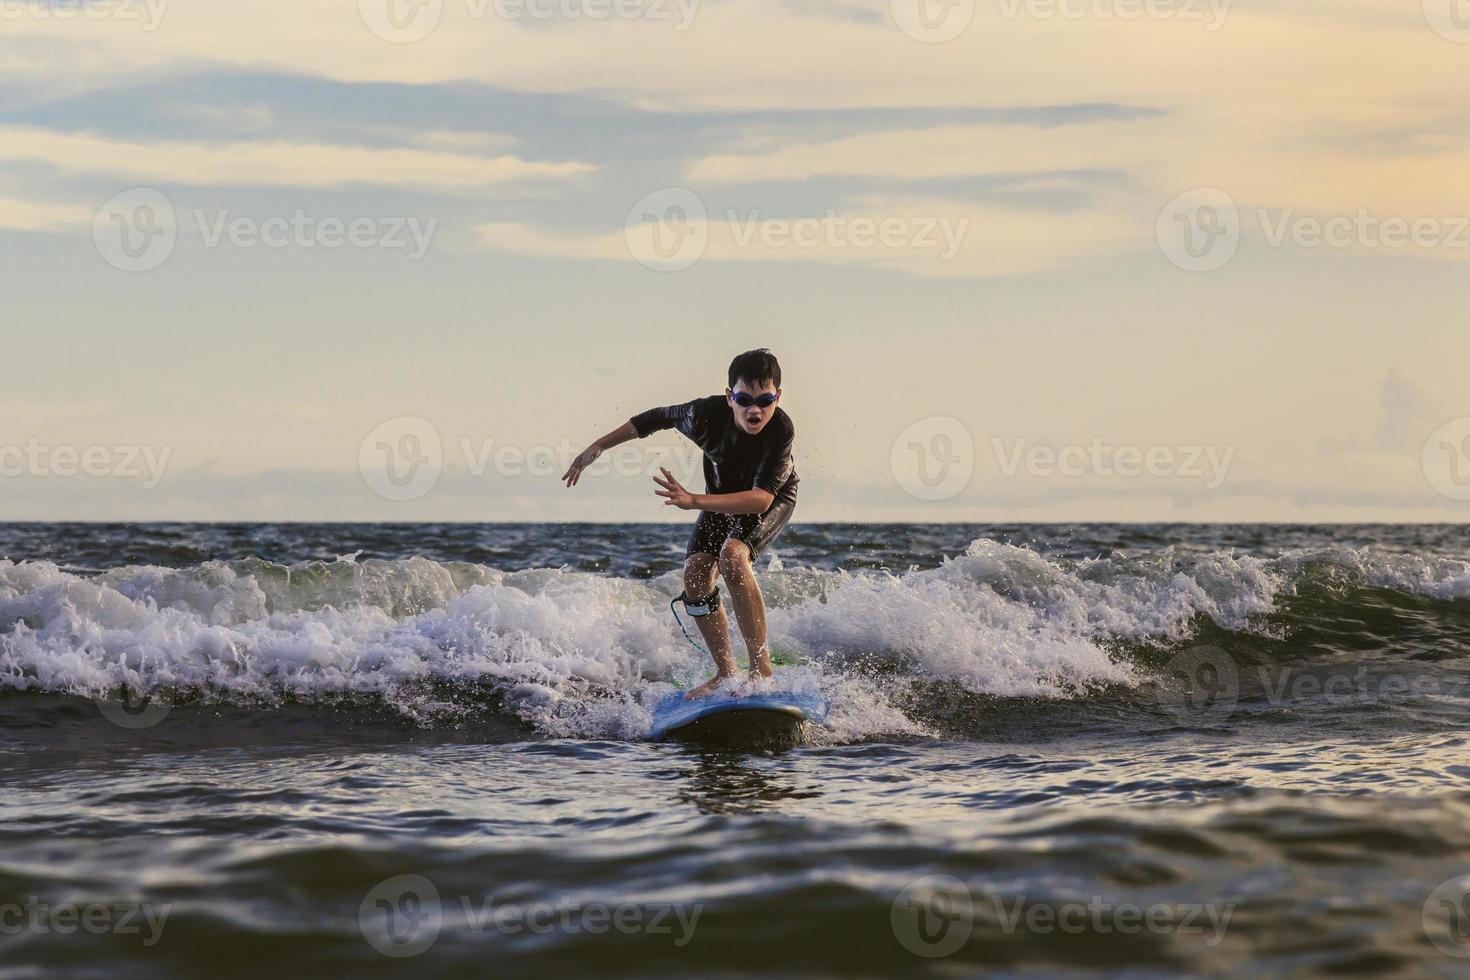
[562,445,602,487]
[653,468,697,509]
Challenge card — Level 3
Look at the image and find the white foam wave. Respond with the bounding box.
[1269,546,1470,602]
[1,540,1464,740]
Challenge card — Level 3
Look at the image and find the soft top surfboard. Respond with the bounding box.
[650,687,828,743]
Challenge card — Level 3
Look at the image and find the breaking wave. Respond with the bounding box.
[3,540,1468,741]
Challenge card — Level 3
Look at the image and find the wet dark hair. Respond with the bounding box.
[728,349,782,391]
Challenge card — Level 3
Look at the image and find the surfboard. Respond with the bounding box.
[650,687,828,744]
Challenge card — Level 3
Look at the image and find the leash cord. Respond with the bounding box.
[670,595,710,658]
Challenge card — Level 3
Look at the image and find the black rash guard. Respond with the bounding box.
[629,395,798,498]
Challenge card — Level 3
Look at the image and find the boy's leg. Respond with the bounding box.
[683,551,738,697]
[719,490,795,680]
[718,538,772,679]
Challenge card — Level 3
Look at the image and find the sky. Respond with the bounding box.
[2,0,1470,522]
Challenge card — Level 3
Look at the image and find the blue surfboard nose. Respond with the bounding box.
[649,689,829,741]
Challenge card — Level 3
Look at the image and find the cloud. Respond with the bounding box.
[169,102,277,133]
[410,129,521,153]
[0,126,595,191]
[10,5,1470,223]
[687,119,1169,184]
[0,194,91,231]
[2,0,1457,114]
[475,187,1144,277]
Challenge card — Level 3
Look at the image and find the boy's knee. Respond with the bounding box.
[683,553,718,593]
[718,539,751,574]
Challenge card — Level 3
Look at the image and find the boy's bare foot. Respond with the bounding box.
[685,673,736,699]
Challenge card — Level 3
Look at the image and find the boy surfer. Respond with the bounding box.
[562,349,798,698]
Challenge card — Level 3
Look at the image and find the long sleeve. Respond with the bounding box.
[628,399,700,439]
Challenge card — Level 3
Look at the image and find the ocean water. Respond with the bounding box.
[3,522,1470,977]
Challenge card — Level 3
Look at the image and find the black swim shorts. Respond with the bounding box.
[684,484,797,560]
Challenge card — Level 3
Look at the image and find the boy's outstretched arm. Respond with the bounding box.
[562,421,638,487]
[653,470,773,515]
